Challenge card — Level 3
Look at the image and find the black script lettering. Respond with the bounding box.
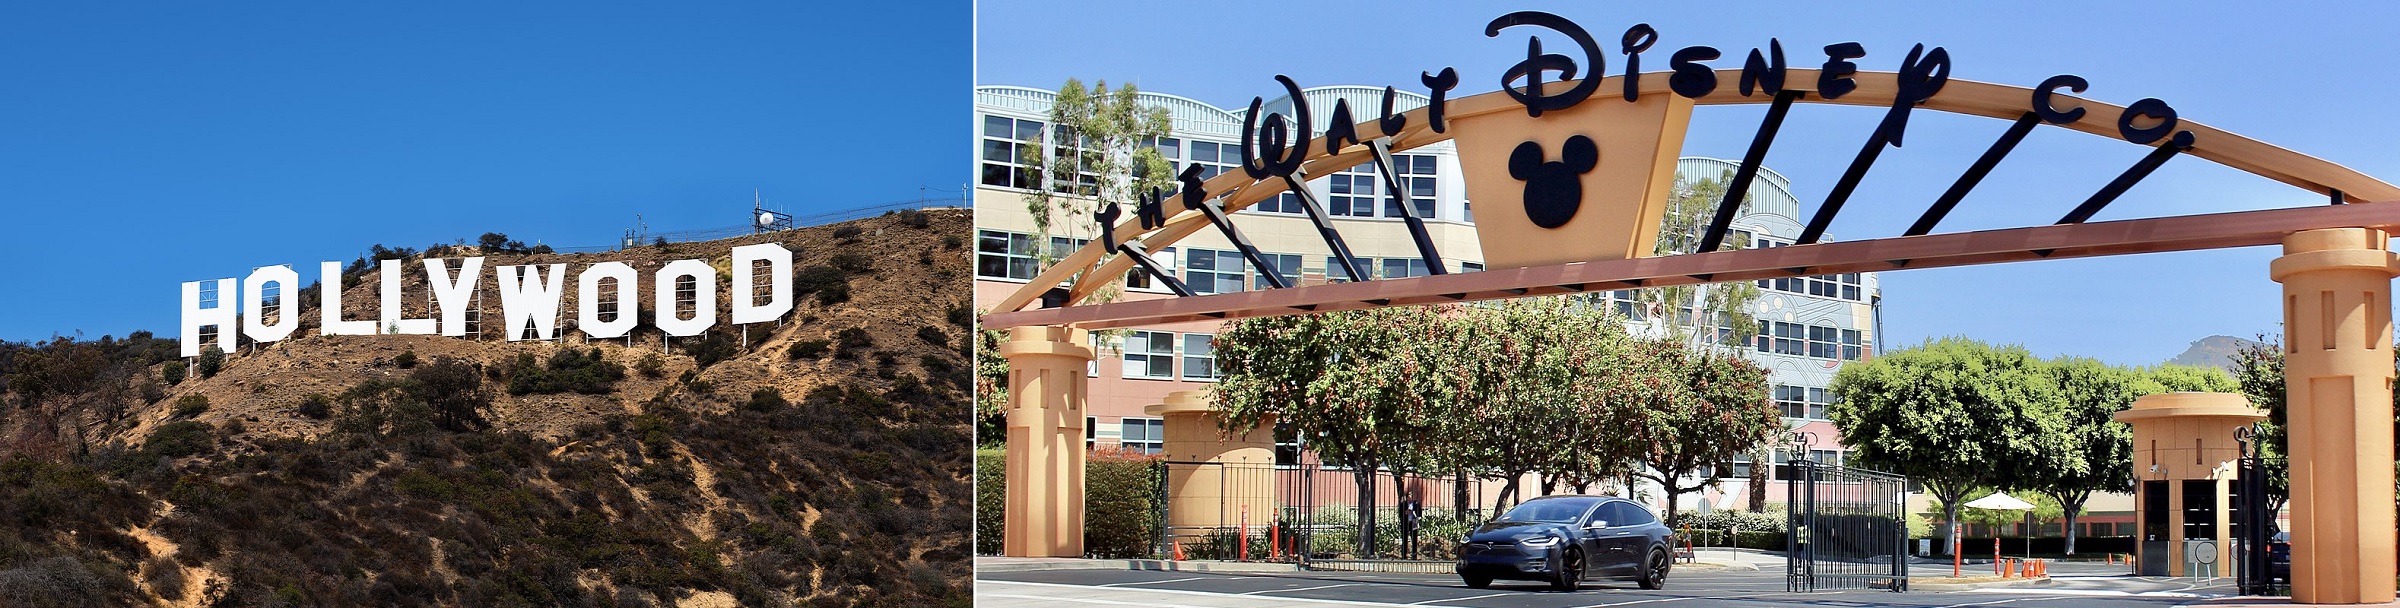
[1877,44,1951,147]
[1379,85,1408,136]
[1621,23,1658,102]
[2118,97,2178,145]
[1094,202,1125,254]
[1422,68,1458,132]
[1669,46,1720,98]
[1740,39,1787,97]
[1240,75,1313,179]
[1486,11,1605,117]
[2033,74,2090,124]
[1818,42,1866,100]
[1324,98,1361,154]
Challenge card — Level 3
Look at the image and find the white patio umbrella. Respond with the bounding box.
[1963,492,2037,564]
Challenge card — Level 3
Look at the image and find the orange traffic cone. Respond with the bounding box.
[1172,540,1185,561]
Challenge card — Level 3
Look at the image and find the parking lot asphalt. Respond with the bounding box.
[977,562,2244,608]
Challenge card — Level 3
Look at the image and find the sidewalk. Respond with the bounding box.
[977,556,1299,573]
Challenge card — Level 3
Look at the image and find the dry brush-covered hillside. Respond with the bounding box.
[0,208,974,607]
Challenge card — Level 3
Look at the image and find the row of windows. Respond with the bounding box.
[1085,416,1165,454]
[982,115,1456,221]
[1113,330,1218,382]
[1755,321,1863,361]
[1750,237,1866,301]
[1773,384,1831,420]
[975,229,1485,291]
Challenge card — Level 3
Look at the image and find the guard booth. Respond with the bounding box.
[1149,390,1278,559]
[2114,392,2265,576]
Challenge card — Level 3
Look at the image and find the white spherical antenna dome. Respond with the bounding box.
[758,212,775,227]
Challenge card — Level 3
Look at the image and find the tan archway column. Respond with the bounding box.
[1000,325,1093,557]
[2113,392,2262,576]
[1149,390,1276,542]
[2271,227,2400,604]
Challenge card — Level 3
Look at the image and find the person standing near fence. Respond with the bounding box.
[1400,491,1423,560]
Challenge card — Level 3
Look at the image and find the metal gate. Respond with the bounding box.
[2233,454,2288,596]
[1786,459,1909,592]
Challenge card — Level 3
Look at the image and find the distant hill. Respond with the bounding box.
[0,209,973,607]
[2166,335,2266,371]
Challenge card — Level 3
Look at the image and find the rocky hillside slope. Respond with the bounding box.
[0,208,973,607]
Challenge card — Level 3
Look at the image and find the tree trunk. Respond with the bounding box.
[2058,493,2089,555]
[1941,500,1961,556]
[1453,467,1471,515]
[1355,465,1380,558]
[1664,488,1682,523]
[1747,447,1769,512]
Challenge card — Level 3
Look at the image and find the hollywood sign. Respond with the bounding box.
[178,244,794,358]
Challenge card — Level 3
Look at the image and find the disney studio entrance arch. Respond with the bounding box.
[984,12,2400,603]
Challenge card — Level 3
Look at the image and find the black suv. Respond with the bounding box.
[1455,495,1673,591]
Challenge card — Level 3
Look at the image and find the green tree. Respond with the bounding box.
[1827,337,2074,555]
[975,326,1010,448]
[1215,306,1455,555]
[1633,173,1762,349]
[1628,341,1780,521]
[2032,357,2161,554]
[196,345,225,379]
[408,357,490,432]
[1430,298,1633,513]
[1019,79,1173,303]
[2228,336,2400,531]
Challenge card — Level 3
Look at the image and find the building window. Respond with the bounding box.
[1757,321,1806,356]
[1382,257,1431,279]
[981,115,1043,190]
[1086,416,1097,450]
[1048,125,1102,196]
[976,230,1040,280]
[1773,385,1808,419]
[1460,261,1484,272]
[1186,249,1247,295]
[1124,247,1175,292]
[1609,290,1647,321]
[1189,141,1241,181]
[1808,325,1839,359]
[1329,163,1378,217]
[1252,253,1300,290]
[1122,331,1175,379]
[1327,256,1371,283]
[1138,136,1182,177]
[1842,328,1863,361]
[1182,333,1218,381]
[1386,154,1438,219]
[1120,418,1165,454]
[1840,273,1862,301]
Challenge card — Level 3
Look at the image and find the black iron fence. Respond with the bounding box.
[1786,459,1909,592]
[2235,456,2288,596]
[1149,461,1490,564]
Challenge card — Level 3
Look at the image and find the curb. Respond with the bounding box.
[1910,576,2052,591]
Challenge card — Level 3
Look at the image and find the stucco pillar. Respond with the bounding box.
[2116,392,2261,576]
[1148,390,1277,543]
[1001,325,1093,558]
[2271,227,2399,604]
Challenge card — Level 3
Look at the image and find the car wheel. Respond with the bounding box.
[1462,573,1491,589]
[1638,548,1670,590]
[1552,548,1583,591]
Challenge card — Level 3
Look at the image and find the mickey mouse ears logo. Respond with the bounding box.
[1508,135,1599,229]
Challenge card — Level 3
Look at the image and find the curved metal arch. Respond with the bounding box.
[992,68,2400,314]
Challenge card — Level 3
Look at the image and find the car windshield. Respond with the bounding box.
[1500,499,1596,523]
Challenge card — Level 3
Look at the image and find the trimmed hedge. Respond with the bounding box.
[975,449,1003,555]
[974,448,1166,559]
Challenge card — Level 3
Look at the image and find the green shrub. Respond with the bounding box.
[296,394,332,419]
[145,421,215,458]
[1085,449,1163,559]
[687,331,741,370]
[836,328,873,354]
[171,394,209,419]
[393,350,418,369]
[976,448,1004,555]
[832,226,863,240]
[793,266,851,306]
[829,252,874,274]
[896,209,930,228]
[506,349,625,395]
[787,340,831,360]
[743,388,788,413]
[162,361,186,386]
[636,352,665,378]
[915,326,947,347]
[196,346,225,379]
[942,235,964,250]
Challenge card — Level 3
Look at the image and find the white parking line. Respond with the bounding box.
[1406,592,1510,604]
[1570,595,1764,607]
[1242,583,1358,595]
[980,592,1227,608]
[1098,576,1210,587]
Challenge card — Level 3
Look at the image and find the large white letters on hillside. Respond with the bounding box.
[730,243,793,325]
[380,263,437,335]
[655,259,718,337]
[318,261,378,337]
[179,278,236,358]
[177,242,796,356]
[578,262,640,339]
[427,258,484,337]
[497,264,567,342]
[242,265,299,344]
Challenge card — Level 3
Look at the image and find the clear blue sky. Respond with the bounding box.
[978,0,2400,367]
[0,2,968,342]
